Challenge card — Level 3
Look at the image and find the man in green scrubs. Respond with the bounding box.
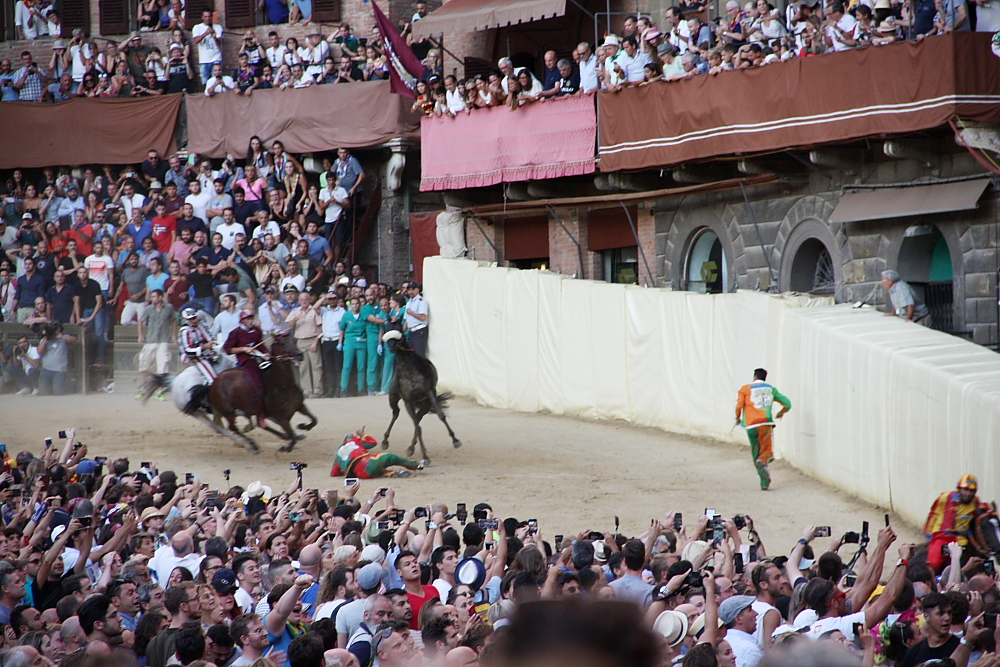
[338,297,367,396]
[360,287,386,396]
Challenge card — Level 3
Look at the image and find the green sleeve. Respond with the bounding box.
[773,388,791,410]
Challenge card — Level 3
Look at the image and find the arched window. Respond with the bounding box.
[685,229,728,294]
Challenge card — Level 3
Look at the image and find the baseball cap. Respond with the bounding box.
[77,460,99,474]
[212,568,239,595]
[239,309,255,320]
[719,595,756,625]
[356,562,383,593]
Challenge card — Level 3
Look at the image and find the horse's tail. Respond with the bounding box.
[435,391,453,412]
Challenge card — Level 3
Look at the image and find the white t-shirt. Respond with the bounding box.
[121,193,146,221]
[17,345,40,373]
[433,578,453,602]
[313,598,349,621]
[70,44,92,82]
[193,22,223,64]
[334,598,365,638]
[84,254,115,291]
[669,20,692,53]
[752,599,779,646]
[185,191,213,222]
[806,611,866,641]
[320,186,349,223]
[235,587,255,613]
[825,13,858,51]
[15,1,39,39]
[205,75,235,95]
[266,45,288,69]
[252,221,282,240]
[216,222,246,250]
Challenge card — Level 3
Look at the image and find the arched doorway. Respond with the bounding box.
[686,229,728,294]
[788,238,836,294]
[897,225,954,332]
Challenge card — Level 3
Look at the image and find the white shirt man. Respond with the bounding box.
[185,182,212,222]
[303,36,330,78]
[824,8,858,51]
[320,296,345,342]
[69,40,92,84]
[14,0,40,40]
[403,291,427,332]
[192,16,223,66]
[258,289,290,334]
[120,189,147,222]
[320,184,349,225]
[216,219,246,250]
[84,251,115,293]
[150,537,204,585]
[577,45,598,92]
[204,65,235,96]
[251,218,281,241]
[266,42,288,70]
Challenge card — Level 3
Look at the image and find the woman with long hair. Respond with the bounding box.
[282,161,308,220]
[84,190,103,223]
[44,222,67,258]
[19,184,43,218]
[199,584,228,625]
[134,611,168,664]
[268,188,290,229]
[110,60,134,97]
[246,135,271,181]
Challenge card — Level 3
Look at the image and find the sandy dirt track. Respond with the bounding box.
[0,393,923,552]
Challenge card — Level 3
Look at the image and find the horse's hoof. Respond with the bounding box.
[452,439,462,449]
[297,422,316,431]
[246,441,260,454]
[277,443,294,453]
[419,459,430,468]
[243,424,254,433]
[406,447,415,457]
[394,470,412,478]
[381,440,390,450]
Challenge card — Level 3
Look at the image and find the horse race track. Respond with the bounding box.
[0,393,922,551]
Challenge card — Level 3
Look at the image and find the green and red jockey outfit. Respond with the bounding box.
[329,432,421,479]
[735,381,791,489]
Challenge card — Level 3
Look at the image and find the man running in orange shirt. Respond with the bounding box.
[735,368,791,490]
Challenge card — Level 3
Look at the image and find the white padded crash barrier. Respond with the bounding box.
[423,257,1000,527]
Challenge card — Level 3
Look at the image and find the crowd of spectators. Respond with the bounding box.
[0,432,995,667]
[1,1,445,102]
[413,0,993,117]
[0,143,432,398]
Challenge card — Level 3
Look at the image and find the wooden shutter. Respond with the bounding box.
[61,0,90,36]
[224,0,255,27]
[99,0,129,36]
[185,0,210,24]
[311,0,340,23]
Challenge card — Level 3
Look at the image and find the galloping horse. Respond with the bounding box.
[381,330,461,465]
[207,332,318,452]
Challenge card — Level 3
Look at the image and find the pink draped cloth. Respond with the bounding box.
[419,93,596,191]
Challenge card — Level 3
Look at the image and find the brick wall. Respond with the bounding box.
[636,203,657,286]
[465,215,502,263]
[547,209,601,280]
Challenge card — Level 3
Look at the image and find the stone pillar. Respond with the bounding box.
[372,138,416,287]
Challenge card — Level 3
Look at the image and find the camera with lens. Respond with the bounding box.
[43,323,60,339]
[733,514,747,530]
[685,570,705,589]
[290,462,308,471]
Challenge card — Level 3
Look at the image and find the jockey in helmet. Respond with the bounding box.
[179,308,218,386]
[224,309,271,425]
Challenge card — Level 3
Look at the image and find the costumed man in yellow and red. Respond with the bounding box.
[924,474,991,573]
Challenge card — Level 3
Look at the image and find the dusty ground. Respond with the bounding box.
[0,393,923,554]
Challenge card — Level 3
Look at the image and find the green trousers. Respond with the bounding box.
[341,338,366,393]
[380,347,395,393]
[362,452,422,476]
[366,336,381,391]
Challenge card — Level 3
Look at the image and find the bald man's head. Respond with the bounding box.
[445,647,479,667]
[299,545,322,568]
[325,648,361,667]
[172,532,193,557]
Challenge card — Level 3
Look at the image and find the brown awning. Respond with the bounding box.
[504,216,550,259]
[411,0,566,40]
[829,178,991,224]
